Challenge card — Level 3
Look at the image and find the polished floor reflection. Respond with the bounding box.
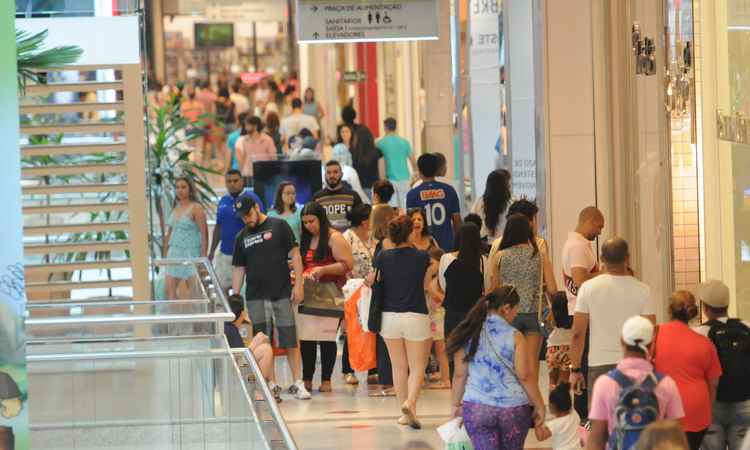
[276,347,552,450]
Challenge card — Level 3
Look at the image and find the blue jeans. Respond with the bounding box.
[701,399,750,450]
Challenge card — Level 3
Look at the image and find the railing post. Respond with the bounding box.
[122,64,151,301]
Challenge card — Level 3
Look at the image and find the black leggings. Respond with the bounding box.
[376,334,393,386]
[686,430,707,450]
[445,310,465,381]
[300,340,337,382]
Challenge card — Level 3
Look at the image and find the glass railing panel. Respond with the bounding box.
[26,258,233,342]
[27,338,268,450]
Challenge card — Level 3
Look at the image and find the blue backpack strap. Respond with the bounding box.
[639,371,661,390]
[607,368,633,390]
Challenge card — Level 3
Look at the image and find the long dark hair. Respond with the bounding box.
[407,207,431,238]
[483,169,511,234]
[273,181,296,214]
[351,126,379,168]
[499,213,538,255]
[456,223,482,270]
[446,286,521,362]
[300,202,331,262]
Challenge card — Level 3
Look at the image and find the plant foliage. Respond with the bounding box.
[149,99,218,256]
[16,28,83,93]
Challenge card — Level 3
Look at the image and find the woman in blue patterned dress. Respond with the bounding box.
[447,286,546,450]
[164,177,208,300]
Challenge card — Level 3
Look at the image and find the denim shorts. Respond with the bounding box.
[511,312,541,336]
[245,298,297,348]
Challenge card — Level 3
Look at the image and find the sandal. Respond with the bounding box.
[400,402,421,430]
[367,387,396,397]
[426,381,451,390]
[319,381,332,393]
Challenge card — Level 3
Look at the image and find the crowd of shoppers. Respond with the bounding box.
[155,76,750,450]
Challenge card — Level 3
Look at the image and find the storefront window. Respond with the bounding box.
[717,0,750,319]
[666,0,705,292]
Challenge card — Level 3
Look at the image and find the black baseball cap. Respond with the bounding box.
[234,195,257,217]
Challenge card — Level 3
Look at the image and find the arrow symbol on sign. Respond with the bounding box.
[311,5,318,12]
[313,32,320,39]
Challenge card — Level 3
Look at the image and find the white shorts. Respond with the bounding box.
[380,312,431,341]
[214,252,236,291]
[390,179,412,211]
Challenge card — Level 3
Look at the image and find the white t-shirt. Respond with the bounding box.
[470,197,506,240]
[438,253,457,290]
[562,232,597,314]
[546,412,582,450]
[574,274,655,367]
[280,112,319,138]
[439,252,491,293]
[548,327,573,347]
[230,92,250,115]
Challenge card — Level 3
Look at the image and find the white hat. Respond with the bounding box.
[622,316,654,354]
[695,279,730,308]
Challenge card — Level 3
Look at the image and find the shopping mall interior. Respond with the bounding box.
[3,0,750,449]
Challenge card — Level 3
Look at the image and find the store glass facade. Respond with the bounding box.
[697,0,750,319]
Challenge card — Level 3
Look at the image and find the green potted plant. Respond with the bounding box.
[148,99,218,257]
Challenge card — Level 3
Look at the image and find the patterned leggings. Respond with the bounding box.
[462,402,531,450]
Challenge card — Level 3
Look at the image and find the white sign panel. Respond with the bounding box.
[16,17,140,65]
[206,0,285,22]
[469,0,503,196]
[297,0,439,43]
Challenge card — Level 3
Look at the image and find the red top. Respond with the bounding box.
[304,248,346,287]
[654,320,723,431]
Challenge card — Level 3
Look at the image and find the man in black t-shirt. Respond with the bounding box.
[313,160,363,232]
[231,196,311,400]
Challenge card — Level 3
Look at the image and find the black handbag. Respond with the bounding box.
[367,269,385,333]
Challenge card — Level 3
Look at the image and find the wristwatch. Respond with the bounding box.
[570,366,582,374]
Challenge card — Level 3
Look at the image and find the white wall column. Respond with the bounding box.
[422,0,455,180]
[544,0,598,277]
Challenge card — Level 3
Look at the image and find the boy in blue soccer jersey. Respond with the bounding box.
[406,153,462,250]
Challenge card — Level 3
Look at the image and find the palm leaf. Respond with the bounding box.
[16,28,82,93]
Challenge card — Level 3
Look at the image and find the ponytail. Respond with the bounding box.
[446,286,520,362]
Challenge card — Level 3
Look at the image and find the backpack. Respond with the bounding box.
[706,319,750,402]
[607,369,664,450]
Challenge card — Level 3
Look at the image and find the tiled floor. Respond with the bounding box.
[276,350,553,450]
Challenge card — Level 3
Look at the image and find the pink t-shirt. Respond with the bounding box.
[589,357,685,435]
[654,321,722,432]
[237,133,277,176]
[561,232,598,313]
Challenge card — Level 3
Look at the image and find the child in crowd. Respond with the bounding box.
[536,382,582,450]
[425,247,450,388]
[225,294,281,402]
[545,291,573,390]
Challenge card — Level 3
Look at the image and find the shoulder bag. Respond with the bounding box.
[367,269,385,333]
[298,277,345,318]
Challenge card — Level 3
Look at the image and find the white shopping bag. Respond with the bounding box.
[437,418,474,450]
[357,285,372,331]
[294,310,340,341]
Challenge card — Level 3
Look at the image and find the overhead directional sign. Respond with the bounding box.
[297,0,440,44]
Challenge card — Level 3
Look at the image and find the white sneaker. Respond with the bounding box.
[289,380,311,400]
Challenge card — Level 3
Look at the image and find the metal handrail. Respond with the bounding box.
[27,348,232,362]
[153,257,232,316]
[27,299,211,308]
[232,348,299,450]
[25,312,234,327]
